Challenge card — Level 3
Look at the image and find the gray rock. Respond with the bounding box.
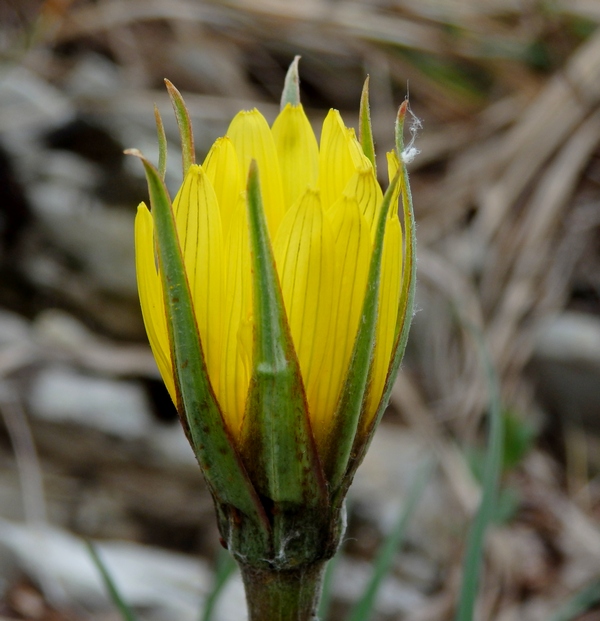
[534,311,600,368]
[214,571,248,621]
[0,66,73,134]
[28,180,137,297]
[530,311,600,433]
[65,53,123,100]
[0,520,214,621]
[0,471,27,523]
[0,310,31,347]
[28,366,152,440]
[148,424,197,468]
[32,308,97,351]
[333,555,425,615]
[350,425,459,562]
[36,151,100,190]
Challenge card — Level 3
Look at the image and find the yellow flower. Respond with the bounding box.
[130,67,416,606]
[135,103,403,452]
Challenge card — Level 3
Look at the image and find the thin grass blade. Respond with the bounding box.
[454,327,504,621]
[317,549,341,621]
[86,540,137,621]
[347,460,432,621]
[200,550,237,621]
[549,579,600,621]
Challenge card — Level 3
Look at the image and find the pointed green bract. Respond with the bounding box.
[324,170,401,492]
[395,100,410,159]
[280,56,301,109]
[366,101,417,433]
[340,100,418,498]
[127,149,269,536]
[359,76,376,174]
[392,101,417,372]
[241,161,326,507]
[165,79,196,177]
[153,104,167,181]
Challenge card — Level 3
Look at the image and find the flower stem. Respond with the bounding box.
[239,561,327,621]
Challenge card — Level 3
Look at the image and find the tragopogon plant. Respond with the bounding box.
[129,57,416,621]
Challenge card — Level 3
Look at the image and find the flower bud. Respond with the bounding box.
[130,61,416,570]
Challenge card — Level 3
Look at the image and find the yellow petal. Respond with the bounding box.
[172,165,223,391]
[363,213,403,427]
[318,109,367,210]
[227,109,285,238]
[342,164,384,240]
[387,149,400,183]
[273,188,335,432]
[202,136,242,237]
[387,148,403,207]
[219,193,253,436]
[313,195,371,444]
[271,103,319,210]
[134,202,176,403]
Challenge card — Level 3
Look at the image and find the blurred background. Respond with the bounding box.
[0,0,599,620]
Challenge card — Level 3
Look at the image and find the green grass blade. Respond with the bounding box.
[317,550,341,621]
[549,579,600,621]
[86,540,138,621]
[347,460,433,621]
[454,328,504,621]
[200,550,237,621]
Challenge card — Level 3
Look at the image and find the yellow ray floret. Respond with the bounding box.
[227,109,285,238]
[135,101,406,448]
[313,195,371,446]
[219,193,253,435]
[342,165,384,239]
[202,137,242,237]
[273,188,335,431]
[134,203,176,403]
[171,165,223,391]
[363,213,403,428]
[272,103,319,210]
[318,109,367,210]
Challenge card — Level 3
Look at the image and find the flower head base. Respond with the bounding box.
[130,62,416,569]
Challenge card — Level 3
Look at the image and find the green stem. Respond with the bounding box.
[239,561,327,621]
